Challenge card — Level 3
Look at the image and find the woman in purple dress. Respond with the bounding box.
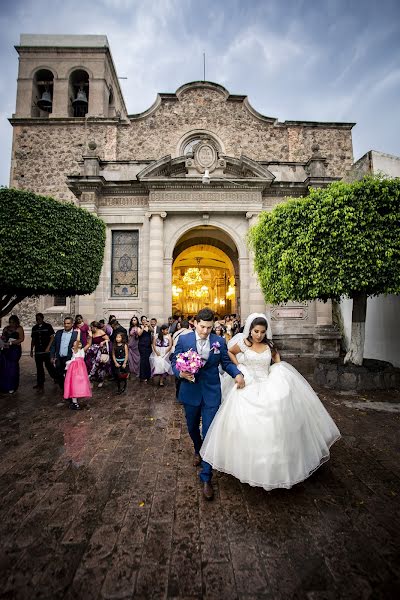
[0,315,25,394]
[73,314,90,348]
[128,316,141,377]
[85,321,111,387]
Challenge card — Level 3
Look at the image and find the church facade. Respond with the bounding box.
[9,34,356,356]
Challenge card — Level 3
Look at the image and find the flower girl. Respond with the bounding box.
[64,339,92,410]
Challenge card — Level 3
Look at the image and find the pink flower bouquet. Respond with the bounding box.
[175,349,205,375]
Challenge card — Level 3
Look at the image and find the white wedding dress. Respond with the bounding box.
[200,337,341,491]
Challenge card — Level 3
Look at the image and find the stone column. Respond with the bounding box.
[164,258,173,323]
[238,257,250,321]
[141,213,151,314]
[76,191,99,324]
[51,78,69,118]
[147,212,167,321]
[246,212,266,314]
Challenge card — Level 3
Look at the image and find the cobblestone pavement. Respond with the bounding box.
[0,358,399,600]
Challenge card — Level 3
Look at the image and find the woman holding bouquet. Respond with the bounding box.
[171,308,244,500]
[128,316,141,377]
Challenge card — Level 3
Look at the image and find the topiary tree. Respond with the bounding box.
[248,176,400,366]
[0,188,106,319]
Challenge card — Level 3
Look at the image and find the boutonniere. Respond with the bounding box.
[211,341,221,354]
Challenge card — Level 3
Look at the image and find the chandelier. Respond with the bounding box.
[183,267,202,286]
[188,285,209,299]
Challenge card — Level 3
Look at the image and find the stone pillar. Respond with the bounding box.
[76,190,99,324]
[238,257,250,321]
[141,213,151,314]
[147,212,167,321]
[246,212,266,314]
[164,258,173,323]
[51,78,69,118]
[316,299,333,326]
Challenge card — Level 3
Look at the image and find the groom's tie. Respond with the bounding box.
[197,338,208,360]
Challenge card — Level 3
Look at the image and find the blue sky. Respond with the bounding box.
[1,0,399,186]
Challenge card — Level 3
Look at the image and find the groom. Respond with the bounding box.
[171,308,245,500]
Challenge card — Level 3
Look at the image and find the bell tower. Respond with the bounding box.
[14,34,127,119]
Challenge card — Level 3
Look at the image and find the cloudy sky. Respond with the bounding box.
[0,0,399,186]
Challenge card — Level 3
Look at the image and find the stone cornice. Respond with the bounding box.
[9,117,123,126]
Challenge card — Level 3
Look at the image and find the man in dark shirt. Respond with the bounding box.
[110,319,128,343]
[30,313,56,391]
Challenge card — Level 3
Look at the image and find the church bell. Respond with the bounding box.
[72,87,88,110]
[37,88,52,112]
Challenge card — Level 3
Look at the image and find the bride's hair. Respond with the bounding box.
[247,317,276,353]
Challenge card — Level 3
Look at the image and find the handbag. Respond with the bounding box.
[99,341,110,363]
[118,364,129,380]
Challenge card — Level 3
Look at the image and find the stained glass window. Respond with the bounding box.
[111,231,139,297]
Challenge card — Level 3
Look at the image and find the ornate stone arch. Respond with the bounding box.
[30,65,58,79]
[177,129,226,158]
[65,65,93,79]
[165,218,247,261]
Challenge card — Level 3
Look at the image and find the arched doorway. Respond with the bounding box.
[171,226,239,318]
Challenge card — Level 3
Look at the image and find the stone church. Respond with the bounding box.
[9,34,356,356]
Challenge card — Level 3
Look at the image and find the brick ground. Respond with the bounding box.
[0,357,399,599]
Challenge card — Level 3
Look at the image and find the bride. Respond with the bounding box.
[200,313,341,491]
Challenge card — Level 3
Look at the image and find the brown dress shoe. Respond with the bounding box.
[193,453,202,467]
[203,482,214,500]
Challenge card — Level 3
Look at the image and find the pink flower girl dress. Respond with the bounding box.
[64,348,92,400]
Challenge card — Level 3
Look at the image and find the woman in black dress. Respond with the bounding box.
[137,316,152,383]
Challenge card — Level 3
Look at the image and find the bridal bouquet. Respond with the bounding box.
[175,349,205,375]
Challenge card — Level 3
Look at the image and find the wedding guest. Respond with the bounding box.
[112,332,129,394]
[110,320,128,343]
[213,322,226,337]
[30,313,56,391]
[73,314,90,347]
[128,316,141,377]
[224,315,234,342]
[0,315,25,394]
[50,316,78,392]
[85,321,110,387]
[64,339,92,410]
[99,319,113,337]
[137,317,152,383]
[150,318,160,336]
[149,324,173,386]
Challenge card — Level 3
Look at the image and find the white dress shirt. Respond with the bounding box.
[195,333,210,360]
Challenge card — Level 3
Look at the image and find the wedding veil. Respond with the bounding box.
[228,312,273,349]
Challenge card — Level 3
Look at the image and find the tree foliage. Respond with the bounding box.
[248,176,400,304]
[0,188,106,317]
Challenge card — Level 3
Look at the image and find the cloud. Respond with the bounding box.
[0,0,399,184]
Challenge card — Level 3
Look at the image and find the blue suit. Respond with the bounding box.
[50,329,79,391]
[171,331,242,482]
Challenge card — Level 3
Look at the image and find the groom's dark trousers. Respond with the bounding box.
[171,331,241,483]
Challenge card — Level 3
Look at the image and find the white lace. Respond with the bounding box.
[237,337,271,380]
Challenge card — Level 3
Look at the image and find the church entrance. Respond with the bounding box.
[171,227,239,318]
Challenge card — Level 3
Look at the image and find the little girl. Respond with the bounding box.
[112,332,129,394]
[64,340,92,410]
[149,324,173,386]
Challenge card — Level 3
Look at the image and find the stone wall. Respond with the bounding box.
[10,121,117,200]
[117,87,354,178]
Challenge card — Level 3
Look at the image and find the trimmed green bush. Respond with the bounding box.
[0,188,106,317]
[249,176,400,364]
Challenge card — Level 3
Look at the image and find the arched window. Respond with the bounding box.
[180,132,222,157]
[69,69,89,117]
[31,69,54,117]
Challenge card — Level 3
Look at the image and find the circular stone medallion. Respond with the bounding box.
[195,142,216,169]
